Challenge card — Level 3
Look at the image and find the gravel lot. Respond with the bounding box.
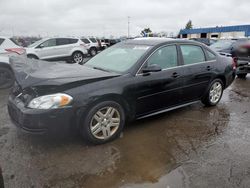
[0,76,250,188]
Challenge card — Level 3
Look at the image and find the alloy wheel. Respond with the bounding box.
[90,107,120,140]
[73,53,83,63]
[209,82,222,104]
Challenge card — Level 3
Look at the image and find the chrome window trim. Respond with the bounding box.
[135,43,215,76]
[135,44,179,76]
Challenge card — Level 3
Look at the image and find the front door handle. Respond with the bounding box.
[206,66,211,71]
[172,72,179,78]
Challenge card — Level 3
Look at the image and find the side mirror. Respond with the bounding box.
[39,44,45,48]
[142,64,162,74]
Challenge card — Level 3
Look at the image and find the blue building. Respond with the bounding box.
[179,25,250,39]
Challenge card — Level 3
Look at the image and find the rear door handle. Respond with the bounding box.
[206,66,211,71]
[171,72,179,78]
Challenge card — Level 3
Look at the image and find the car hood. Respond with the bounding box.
[10,57,121,89]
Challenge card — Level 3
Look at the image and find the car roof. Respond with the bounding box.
[124,37,201,46]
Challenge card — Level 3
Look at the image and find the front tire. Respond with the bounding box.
[237,73,247,79]
[80,101,125,145]
[72,51,84,64]
[0,67,14,89]
[89,48,97,57]
[202,79,224,106]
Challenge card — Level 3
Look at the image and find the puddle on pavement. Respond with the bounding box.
[39,104,230,188]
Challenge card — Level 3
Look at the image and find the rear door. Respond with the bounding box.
[56,38,78,57]
[135,45,184,116]
[179,44,216,102]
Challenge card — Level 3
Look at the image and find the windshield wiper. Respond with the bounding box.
[93,66,111,72]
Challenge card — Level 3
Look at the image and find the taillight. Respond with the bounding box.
[5,48,26,55]
[232,57,237,70]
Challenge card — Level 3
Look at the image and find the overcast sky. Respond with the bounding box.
[0,0,249,37]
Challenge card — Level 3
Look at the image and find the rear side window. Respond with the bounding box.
[0,38,4,45]
[89,38,97,43]
[81,38,90,44]
[147,45,178,69]
[180,45,205,65]
[206,50,216,61]
[56,38,78,45]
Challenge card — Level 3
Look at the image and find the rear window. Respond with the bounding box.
[0,38,4,45]
[89,38,97,43]
[9,38,20,46]
[81,38,90,44]
[180,45,205,65]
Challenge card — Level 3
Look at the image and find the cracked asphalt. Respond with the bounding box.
[0,76,250,188]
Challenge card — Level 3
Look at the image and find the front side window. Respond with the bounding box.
[40,39,56,48]
[180,45,205,65]
[85,44,150,73]
[89,38,97,43]
[147,45,178,69]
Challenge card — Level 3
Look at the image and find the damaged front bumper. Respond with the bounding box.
[7,94,75,134]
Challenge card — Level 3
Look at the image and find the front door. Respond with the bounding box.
[135,45,184,116]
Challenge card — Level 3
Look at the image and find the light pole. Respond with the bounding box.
[128,16,130,38]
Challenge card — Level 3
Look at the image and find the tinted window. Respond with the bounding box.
[40,39,56,48]
[206,50,216,61]
[89,38,97,43]
[56,38,70,46]
[147,45,178,69]
[69,38,78,44]
[180,45,205,65]
[81,38,90,44]
[0,38,4,45]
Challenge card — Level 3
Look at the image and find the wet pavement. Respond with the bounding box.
[0,76,250,188]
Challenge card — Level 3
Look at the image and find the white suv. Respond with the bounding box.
[81,37,99,56]
[26,37,88,63]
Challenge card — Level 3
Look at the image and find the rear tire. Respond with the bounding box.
[0,67,14,89]
[237,73,247,79]
[80,101,125,145]
[202,79,224,107]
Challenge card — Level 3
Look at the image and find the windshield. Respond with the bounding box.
[210,40,234,49]
[28,38,47,48]
[84,44,150,73]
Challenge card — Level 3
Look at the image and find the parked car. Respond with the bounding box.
[26,37,88,64]
[0,37,26,89]
[210,39,250,78]
[81,37,99,56]
[8,38,235,144]
[190,38,217,46]
[0,166,4,188]
[0,36,26,56]
[97,39,107,50]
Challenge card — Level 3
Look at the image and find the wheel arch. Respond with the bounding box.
[27,54,39,59]
[76,94,133,129]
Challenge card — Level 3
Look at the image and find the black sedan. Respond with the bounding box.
[8,38,235,144]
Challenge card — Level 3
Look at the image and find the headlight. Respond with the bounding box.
[28,93,73,109]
